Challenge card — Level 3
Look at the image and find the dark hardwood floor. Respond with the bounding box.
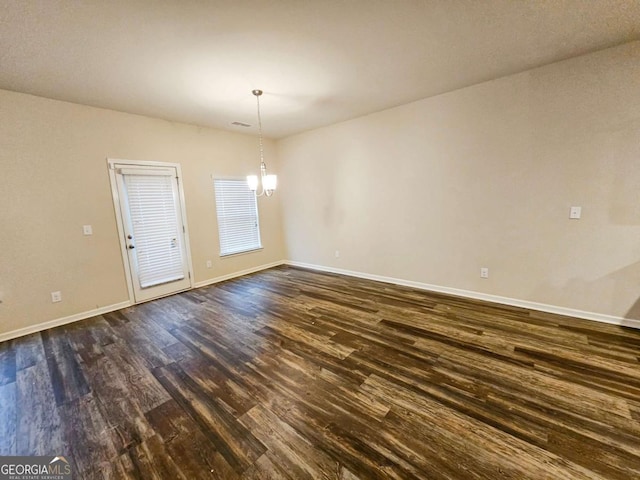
[1,266,640,479]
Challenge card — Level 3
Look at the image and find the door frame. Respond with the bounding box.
[107,158,195,304]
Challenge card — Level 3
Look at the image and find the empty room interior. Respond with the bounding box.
[2,1,640,479]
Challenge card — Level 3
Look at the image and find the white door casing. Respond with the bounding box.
[108,159,194,303]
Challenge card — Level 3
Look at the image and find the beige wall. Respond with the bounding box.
[277,41,640,320]
[2,40,639,336]
[0,90,285,336]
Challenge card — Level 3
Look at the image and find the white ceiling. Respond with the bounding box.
[2,1,639,138]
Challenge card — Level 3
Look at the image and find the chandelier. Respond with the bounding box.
[247,89,277,196]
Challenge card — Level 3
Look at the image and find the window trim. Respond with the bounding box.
[213,176,263,258]
[219,246,264,258]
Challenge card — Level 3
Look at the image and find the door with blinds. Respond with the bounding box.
[110,161,192,303]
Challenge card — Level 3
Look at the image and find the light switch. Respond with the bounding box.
[569,207,582,219]
[83,225,93,235]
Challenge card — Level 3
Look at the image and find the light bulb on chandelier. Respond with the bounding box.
[247,89,277,197]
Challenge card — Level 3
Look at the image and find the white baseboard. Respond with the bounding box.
[0,260,287,343]
[285,260,640,330]
[0,300,133,343]
[4,258,637,343]
[193,260,286,289]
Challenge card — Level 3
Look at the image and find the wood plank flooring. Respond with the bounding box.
[1,265,640,479]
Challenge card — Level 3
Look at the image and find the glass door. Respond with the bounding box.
[113,164,192,303]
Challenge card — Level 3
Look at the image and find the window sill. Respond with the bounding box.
[220,247,263,258]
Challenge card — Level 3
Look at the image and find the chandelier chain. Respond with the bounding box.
[256,93,265,167]
[248,89,276,197]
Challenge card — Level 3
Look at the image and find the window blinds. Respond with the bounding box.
[214,178,262,256]
[123,172,185,288]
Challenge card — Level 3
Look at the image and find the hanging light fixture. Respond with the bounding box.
[247,89,277,196]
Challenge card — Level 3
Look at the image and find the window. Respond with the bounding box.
[214,178,262,256]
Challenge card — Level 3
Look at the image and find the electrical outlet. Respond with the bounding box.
[480,267,489,279]
[569,206,582,219]
[335,250,340,258]
[206,260,212,269]
[51,291,62,303]
[83,225,93,235]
